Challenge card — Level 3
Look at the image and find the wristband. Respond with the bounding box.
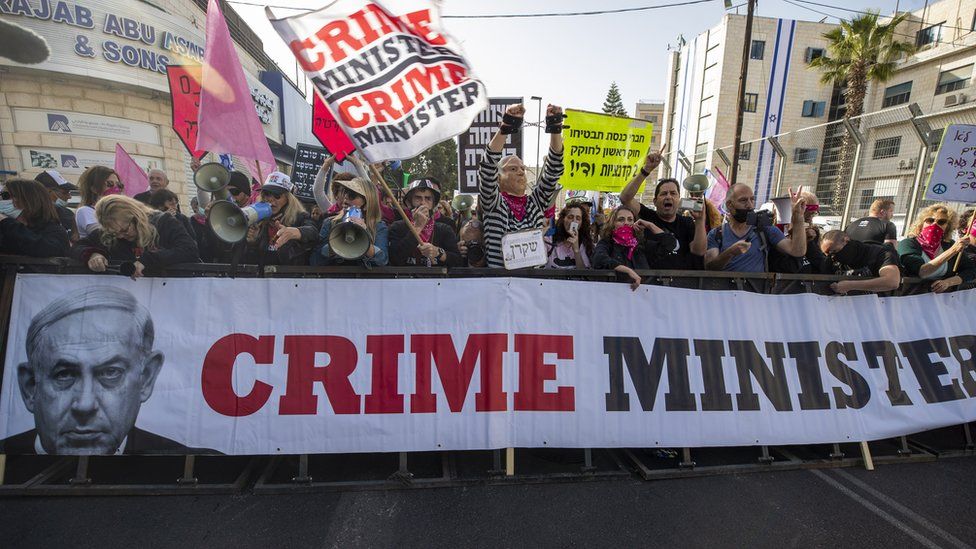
[500,113,523,135]
[545,113,567,134]
[639,166,651,178]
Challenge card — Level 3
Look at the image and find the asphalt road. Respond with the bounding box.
[1,457,974,548]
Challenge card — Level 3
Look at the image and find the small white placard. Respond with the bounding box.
[501,229,547,270]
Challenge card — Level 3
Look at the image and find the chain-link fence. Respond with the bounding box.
[666,102,976,233]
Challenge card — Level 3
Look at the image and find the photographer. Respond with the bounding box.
[545,204,592,269]
[705,183,807,272]
[458,219,487,267]
[389,179,462,267]
[619,148,706,270]
[479,103,565,268]
[820,230,901,294]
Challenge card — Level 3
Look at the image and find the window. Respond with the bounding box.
[750,40,765,60]
[872,136,902,159]
[916,22,943,47]
[739,142,752,160]
[936,65,972,95]
[693,142,709,173]
[858,189,875,210]
[801,100,826,117]
[882,82,912,108]
[805,47,825,63]
[794,148,818,164]
[743,93,758,113]
[650,115,658,124]
[874,179,899,197]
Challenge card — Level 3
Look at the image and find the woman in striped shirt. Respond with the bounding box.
[478,103,565,268]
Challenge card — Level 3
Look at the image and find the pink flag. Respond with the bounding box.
[114,144,149,198]
[198,0,275,179]
[706,166,730,212]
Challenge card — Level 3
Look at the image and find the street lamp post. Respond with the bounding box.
[729,0,756,187]
[531,96,543,179]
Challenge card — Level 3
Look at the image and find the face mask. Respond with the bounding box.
[197,207,206,217]
[55,198,68,208]
[832,239,865,268]
[917,224,945,259]
[0,200,22,219]
[103,186,122,197]
[731,208,751,223]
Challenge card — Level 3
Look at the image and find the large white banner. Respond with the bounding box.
[268,0,489,162]
[2,274,976,456]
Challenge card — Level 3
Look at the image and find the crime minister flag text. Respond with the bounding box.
[267,0,488,162]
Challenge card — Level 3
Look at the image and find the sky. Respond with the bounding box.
[232,0,929,164]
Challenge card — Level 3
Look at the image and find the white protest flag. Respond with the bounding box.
[267,0,489,162]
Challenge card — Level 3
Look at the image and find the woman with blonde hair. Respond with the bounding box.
[242,171,319,265]
[72,195,199,279]
[75,165,122,238]
[312,173,388,266]
[593,205,651,290]
[897,203,975,293]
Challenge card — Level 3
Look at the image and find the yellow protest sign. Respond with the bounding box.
[561,109,653,192]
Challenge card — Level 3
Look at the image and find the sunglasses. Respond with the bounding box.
[805,204,820,213]
[229,188,245,196]
[924,218,948,226]
[261,190,285,199]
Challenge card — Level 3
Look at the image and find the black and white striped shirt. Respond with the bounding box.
[479,147,564,268]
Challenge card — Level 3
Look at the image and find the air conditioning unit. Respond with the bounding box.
[898,158,916,170]
[944,93,968,107]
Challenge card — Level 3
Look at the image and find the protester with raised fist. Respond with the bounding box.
[545,204,593,269]
[0,179,70,258]
[242,172,318,266]
[389,178,461,267]
[312,171,388,267]
[76,165,121,238]
[479,103,565,267]
[593,206,649,290]
[897,204,976,293]
[72,195,199,279]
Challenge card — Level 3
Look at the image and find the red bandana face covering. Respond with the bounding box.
[406,209,439,243]
[917,224,944,260]
[612,225,639,260]
[502,192,528,221]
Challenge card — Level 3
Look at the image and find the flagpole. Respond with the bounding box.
[254,159,264,186]
[365,162,423,246]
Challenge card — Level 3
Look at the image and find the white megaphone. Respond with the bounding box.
[208,201,273,243]
[452,194,474,212]
[329,207,373,259]
[682,174,710,194]
[194,162,231,201]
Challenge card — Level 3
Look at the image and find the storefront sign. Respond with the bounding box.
[21,146,161,175]
[13,107,160,145]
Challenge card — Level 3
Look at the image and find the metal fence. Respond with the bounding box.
[665,102,976,232]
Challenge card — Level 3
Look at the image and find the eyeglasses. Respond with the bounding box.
[805,204,820,213]
[924,217,948,226]
[104,219,136,237]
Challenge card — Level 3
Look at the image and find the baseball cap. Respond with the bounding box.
[260,171,293,195]
[35,169,77,191]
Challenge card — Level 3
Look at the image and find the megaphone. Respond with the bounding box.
[682,174,710,194]
[329,208,373,259]
[208,200,272,243]
[194,162,231,201]
[452,194,474,212]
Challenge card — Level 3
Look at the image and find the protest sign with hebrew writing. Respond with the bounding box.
[562,110,653,192]
[925,124,976,203]
[268,1,488,163]
[457,97,523,194]
[291,143,331,203]
[165,65,207,160]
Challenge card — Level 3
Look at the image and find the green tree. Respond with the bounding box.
[401,138,459,196]
[602,82,628,117]
[809,12,914,213]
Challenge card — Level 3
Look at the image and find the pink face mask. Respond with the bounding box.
[102,185,122,197]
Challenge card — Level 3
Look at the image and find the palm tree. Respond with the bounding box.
[809,12,915,213]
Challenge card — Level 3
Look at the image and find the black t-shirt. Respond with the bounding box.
[830,240,900,276]
[638,205,702,269]
[846,216,896,245]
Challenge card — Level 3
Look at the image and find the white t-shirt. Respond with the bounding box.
[75,205,99,238]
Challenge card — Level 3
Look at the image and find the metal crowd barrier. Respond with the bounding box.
[0,256,971,495]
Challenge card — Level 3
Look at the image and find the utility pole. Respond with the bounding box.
[729,0,756,187]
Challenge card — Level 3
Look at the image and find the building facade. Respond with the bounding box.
[0,0,302,207]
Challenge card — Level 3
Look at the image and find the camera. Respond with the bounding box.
[745,209,774,228]
[464,240,485,264]
[679,197,702,212]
